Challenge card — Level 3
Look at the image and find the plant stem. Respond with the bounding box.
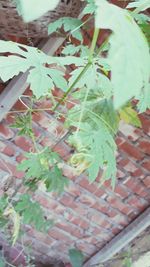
[53,28,100,111]
[96,35,110,55]
[53,62,91,111]
[89,28,100,62]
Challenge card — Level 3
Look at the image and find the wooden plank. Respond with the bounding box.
[83,207,150,266]
[0,37,65,122]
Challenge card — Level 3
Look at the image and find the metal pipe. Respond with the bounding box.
[83,207,150,266]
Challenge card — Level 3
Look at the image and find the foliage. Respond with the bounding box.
[83,0,96,15]
[119,104,141,127]
[10,113,33,137]
[48,17,83,42]
[18,148,68,193]
[0,193,53,245]
[95,0,150,109]
[0,0,150,246]
[69,249,84,267]
[14,0,59,22]
[15,194,53,231]
[127,0,150,13]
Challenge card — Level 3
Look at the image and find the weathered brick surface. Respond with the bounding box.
[0,39,150,266]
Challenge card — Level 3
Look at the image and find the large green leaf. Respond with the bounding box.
[0,56,30,82]
[69,249,84,267]
[15,0,60,22]
[95,0,150,109]
[0,41,68,98]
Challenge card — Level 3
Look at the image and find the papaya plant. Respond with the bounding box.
[0,0,149,244]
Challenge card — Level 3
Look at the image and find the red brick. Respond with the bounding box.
[76,242,97,256]
[89,214,111,229]
[73,205,88,216]
[143,176,150,188]
[13,99,28,111]
[0,124,14,139]
[79,177,106,197]
[139,141,150,155]
[3,145,15,156]
[30,229,54,246]
[65,184,81,197]
[114,184,129,198]
[53,142,71,160]
[56,222,83,239]
[138,114,150,135]
[92,202,109,214]
[127,196,148,212]
[78,194,96,206]
[0,160,24,179]
[116,137,125,146]
[0,141,15,157]
[48,228,73,242]
[117,170,125,179]
[5,114,16,124]
[16,153,26,163]
[60,194,77,209]
[111,227,122,235]
[132,168,144,179]
[119,121,139,141]
[55,205,66,215]
[118,158,137,173]
[120,142,144,160]
[35,195,58,210]
[142,160,150,172]
[67,214,89,230]
[112,214,128,227]
[107,196,134,216]
[124,178,148,197]
[14,136,33,152]
[40,136,54,147]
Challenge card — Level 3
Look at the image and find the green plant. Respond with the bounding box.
[69,249,84,267]
[0,0,149,244]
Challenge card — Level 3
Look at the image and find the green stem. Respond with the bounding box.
[96,35,110,55]
[53,62,91,111]
[89,28,100,62]
[53,28,100,111]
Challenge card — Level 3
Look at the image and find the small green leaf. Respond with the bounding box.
[45,166,68,194]
[10,113,33,137]
[62,45,89,57]
[47,69,68,91]
[119,105,141,127]
[69,249,84,267]
[27,67,54,98]
[83,0,96,14]
[48,17,83,42]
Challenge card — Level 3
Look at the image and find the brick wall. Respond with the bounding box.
[0,31,150,265]
[0,87,150,265]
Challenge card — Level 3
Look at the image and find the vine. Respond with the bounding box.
[0,0,149,250]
